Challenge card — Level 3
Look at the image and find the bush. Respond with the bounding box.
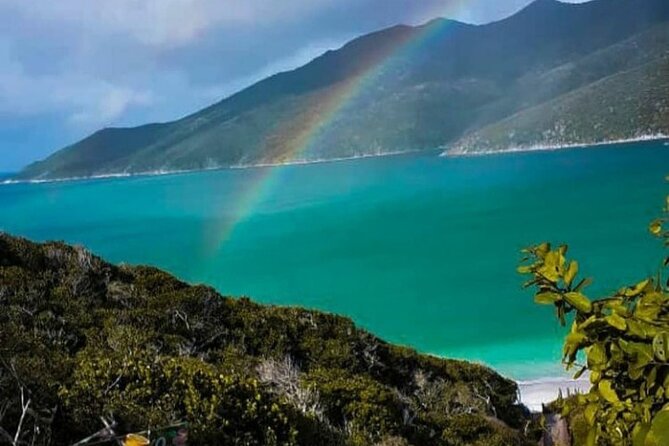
[0,232,532,445]
[519,186,669,445]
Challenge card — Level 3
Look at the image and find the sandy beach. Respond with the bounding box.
[518,376,591,412]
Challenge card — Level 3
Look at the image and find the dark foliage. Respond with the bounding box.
[0,233,534,445]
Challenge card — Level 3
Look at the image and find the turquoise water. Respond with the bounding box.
[1,142,668,380]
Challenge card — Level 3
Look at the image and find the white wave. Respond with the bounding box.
[2,149,427,186]
[228,148,429,169]
[1,171,134,185]
[517,375,591,412]
[444,133,669,157]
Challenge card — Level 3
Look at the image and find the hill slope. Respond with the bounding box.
[451,24,669,154]
[16,0,669,180]
[0,233,535,445]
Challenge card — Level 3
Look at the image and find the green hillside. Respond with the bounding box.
[0,233,536,445]
[451,25,669,154]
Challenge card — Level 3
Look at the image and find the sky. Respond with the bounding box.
[0,0,585,171]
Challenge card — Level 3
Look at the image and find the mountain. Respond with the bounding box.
[0,232,537,445]
[450,20,669,153]
[16,0,669,180]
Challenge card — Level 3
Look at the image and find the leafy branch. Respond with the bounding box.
[519,185,669,446]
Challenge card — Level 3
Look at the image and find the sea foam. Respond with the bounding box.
[445,133,669,157]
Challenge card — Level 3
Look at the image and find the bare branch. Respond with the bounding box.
[13,386,32,446]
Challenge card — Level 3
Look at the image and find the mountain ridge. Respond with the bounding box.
[15,0,669,180]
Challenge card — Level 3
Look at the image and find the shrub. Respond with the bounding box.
[519,185,669,445]
[0,232,532,445]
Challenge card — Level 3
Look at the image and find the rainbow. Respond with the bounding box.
[206,3,471,252]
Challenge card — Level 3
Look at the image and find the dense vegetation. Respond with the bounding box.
[0,233,535,445]
[519,187,669,445]
[15,0,669,180]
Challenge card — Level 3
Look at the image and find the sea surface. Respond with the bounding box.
[1,141,668,380]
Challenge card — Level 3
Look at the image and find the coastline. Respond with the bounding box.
[1,149,430,186]
[518,376,591,412]
[6,134,669,186]
[443,133,669,157]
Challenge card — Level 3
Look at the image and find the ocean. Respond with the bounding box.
[1,141,668,381]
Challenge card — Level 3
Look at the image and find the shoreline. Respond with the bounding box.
[444,133,669,157]
[5,135,669,185]
[517,376,591,412]
[1,149,431,186]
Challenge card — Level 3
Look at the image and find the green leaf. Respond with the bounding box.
[604,298,629,316]
[587,343,608,370]
[563,331,586,363]
[589,370,601,384]
[646,409,669,446]
[620,341,654,371]
[585,428,597,446]
[605,313,627,331]
[632,421,650,446]
[636,299,662,322]
[534,292,560,305]
[598,380,619,403]
[584,403,598,426]
[653,333,669,362]
[630,365,645,380]
[647,366,659,392]
[623,279,651,298]
[628,319,650,339]
[564,260,578,288]
[650,219,663,236]
[564,291,592,313]
[534,242,550,259]
[516,265,533,274]
[538,250,564,282]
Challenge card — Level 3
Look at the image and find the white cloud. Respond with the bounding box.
[0,40,152,129]
[67,86,153,126]
[0,35,340,132]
